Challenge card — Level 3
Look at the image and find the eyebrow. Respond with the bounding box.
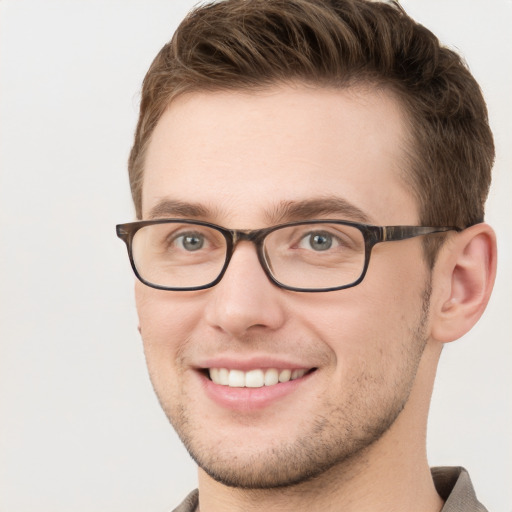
[147,199,219,220]
[265,197,373,225]
[146,196,373,225]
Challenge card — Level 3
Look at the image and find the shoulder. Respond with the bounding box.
[170,489,199,512]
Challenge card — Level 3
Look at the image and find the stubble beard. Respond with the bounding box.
[155,284,432,490]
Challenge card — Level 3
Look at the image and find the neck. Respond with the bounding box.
[196,342,444,512]
[197,439,442,512]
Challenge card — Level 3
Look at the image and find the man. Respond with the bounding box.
[116,1,497,510]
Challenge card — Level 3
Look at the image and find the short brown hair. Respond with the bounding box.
[128,0,494,265]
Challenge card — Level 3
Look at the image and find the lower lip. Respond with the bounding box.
[199,371,315,411]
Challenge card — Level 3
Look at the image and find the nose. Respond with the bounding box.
[203,241,287,338]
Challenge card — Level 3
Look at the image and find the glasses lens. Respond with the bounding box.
[131,222,227,289]
[263,222,366,290]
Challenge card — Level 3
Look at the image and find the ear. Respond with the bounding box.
[430,223,497,343]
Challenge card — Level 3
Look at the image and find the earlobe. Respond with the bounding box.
[430,223,497,343]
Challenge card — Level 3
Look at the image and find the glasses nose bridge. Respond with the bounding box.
[226,228,269,270]
[231,227,267,246]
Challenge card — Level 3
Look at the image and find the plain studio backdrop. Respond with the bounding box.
[0,1,510,511]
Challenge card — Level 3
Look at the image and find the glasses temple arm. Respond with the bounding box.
[382,225,460,242]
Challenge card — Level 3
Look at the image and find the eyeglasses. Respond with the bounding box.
[116,219,460,292]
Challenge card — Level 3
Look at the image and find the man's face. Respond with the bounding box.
[136,85,431,488]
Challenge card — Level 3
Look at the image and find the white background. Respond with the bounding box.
[0,1,510,511]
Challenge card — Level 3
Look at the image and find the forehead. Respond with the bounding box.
[142,84,418,226]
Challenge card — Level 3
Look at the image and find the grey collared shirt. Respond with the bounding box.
[433,467,488,512]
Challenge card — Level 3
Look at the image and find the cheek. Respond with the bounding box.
[136,282,198,334]
[294,252,428,369]
[135,284,207,416]
[135,283,201,372]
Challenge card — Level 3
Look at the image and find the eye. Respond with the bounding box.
[174,232,205,251]
[299,231,336,251]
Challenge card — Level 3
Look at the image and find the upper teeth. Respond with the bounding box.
[209,368,308,388]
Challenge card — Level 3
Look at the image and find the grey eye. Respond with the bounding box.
[177,233,205,251]
[300,232,333,251]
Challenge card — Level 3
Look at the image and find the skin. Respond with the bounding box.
[135,84,496,511]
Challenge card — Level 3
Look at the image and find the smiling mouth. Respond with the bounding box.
[207,368,316,388]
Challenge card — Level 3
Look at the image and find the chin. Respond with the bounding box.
[172,406,402,490]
